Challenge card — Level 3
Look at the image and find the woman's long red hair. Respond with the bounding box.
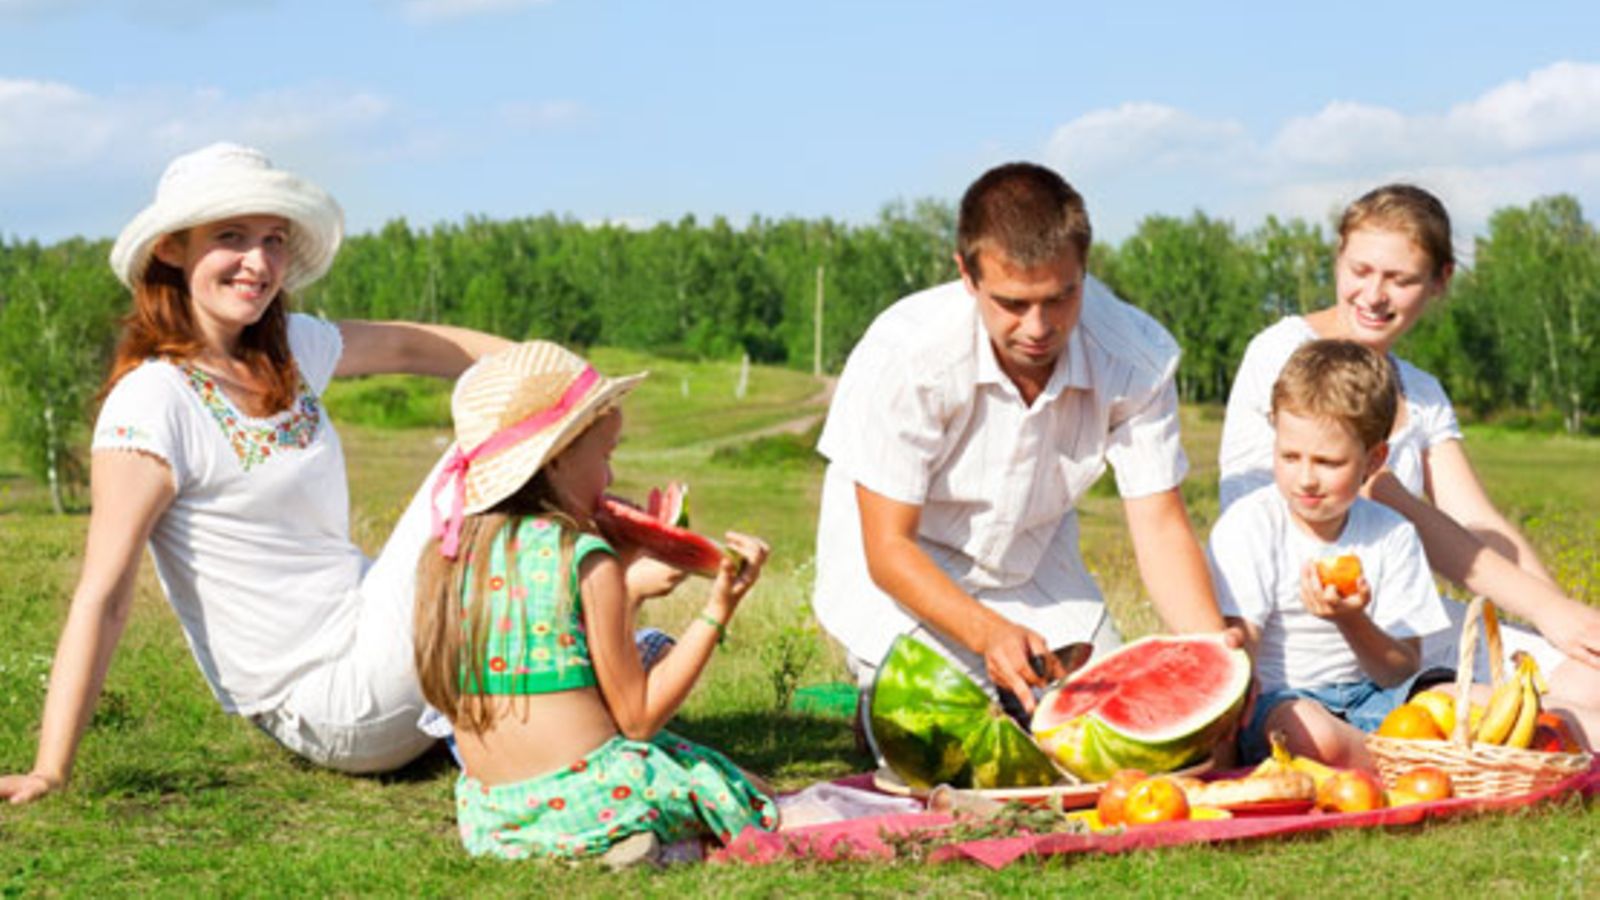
[101,252,299,413]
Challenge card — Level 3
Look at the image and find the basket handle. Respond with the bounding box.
[1449,596,1504,748]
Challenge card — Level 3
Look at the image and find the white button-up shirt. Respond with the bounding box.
[813,277,1189,666]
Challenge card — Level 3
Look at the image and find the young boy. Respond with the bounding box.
[1208,339,1451,768]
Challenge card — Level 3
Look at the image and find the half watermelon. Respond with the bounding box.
[595,482,728,577]
[870,636,1062,790]
[1030,634,1250,783]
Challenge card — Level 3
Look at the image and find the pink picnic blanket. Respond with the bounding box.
[713,763,1600,869]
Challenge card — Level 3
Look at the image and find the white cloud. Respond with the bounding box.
[397,0,552,25]
[0,1,275,25]
[0,78,395,178]
[1038,61,1600,242]
[1448,60,1600,153]
[498,99,581,130]
[1046,102,1255,177]
[0,0,84,18]
[0,78,414,241]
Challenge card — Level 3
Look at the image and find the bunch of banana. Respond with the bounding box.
[1472,652,1545,749]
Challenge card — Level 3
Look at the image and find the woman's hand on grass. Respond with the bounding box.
[0,771,60,805]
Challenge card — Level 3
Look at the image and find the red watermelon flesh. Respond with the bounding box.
[1030,634,1250,782]
[647,481,690,528]
[596,491,726,577]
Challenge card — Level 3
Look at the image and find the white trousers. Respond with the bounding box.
[249,452,448,773]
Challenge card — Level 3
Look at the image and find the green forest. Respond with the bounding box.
[2,193,1598,510]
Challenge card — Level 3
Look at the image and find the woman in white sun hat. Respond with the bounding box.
[1,142,525,802]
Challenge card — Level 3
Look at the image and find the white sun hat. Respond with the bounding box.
[430,341,647,558]
[109,142,344,292]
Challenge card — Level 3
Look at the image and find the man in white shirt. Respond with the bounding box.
[813,162,1230,714]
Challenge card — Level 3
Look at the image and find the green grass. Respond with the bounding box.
[2,353,1597,895]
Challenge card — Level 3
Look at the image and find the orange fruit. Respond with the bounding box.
[1095,769,1148,827]
[1122,776,1191,825]
[1377,703,1445,741]
[1314,555,1363,597]
[1316,769,1386,813]
[1392,765,1453,802]
[1409,690,1457,737]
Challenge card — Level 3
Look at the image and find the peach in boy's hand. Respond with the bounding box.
[1299,559,1369,620]
[1314,555,1363,598]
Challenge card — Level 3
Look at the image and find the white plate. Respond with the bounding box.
[872,758,1216,809]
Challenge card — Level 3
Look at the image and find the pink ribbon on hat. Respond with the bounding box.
[431,366,600,559]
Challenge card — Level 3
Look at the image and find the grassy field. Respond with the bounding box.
[2,351,1598,896]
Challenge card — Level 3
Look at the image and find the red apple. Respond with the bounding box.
[1316,768,1386,813]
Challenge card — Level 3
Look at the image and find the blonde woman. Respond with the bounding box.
[1219,184,1599,744]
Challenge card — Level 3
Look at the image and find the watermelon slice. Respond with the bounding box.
[646,481,691,529]
[870,636,1062,790]
[595,483,727,577]
[1030,634,1250,783]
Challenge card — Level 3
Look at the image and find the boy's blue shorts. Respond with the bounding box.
[1238,666,1453,763]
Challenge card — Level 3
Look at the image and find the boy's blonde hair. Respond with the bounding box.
[1271,339,1399,450]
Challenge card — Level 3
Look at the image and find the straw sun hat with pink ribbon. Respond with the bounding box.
[431,341,645,558]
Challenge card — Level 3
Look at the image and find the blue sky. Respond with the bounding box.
[4,1,1599,251]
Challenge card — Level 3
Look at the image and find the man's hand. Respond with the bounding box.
[976,618,1066,713]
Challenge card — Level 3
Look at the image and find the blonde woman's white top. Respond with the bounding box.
[1217,316,1462,512]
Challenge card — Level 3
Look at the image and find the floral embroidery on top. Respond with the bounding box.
[96,424,152,443]
[181,365,320,471]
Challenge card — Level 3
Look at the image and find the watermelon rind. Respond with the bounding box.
[1030,634,1250,783]
[870,636,1061,790]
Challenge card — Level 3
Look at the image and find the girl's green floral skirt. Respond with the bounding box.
[456,730,778,860]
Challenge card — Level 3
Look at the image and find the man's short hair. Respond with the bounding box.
[957,162,1091,283]
[1271,339,1399,450]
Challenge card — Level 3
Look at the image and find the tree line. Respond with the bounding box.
[2,194,1597,510]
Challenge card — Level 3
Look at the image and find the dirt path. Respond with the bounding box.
[734,375,837,442]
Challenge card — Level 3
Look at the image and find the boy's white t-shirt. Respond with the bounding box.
[1208,490,1450,693]
[92,314,368,715]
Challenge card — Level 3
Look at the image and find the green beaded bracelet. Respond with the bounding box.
[697,612,728,646]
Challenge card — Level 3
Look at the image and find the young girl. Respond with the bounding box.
[1,143,510,804]
[413,341,778,861]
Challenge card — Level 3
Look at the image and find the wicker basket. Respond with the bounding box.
[1366,596,1592,799]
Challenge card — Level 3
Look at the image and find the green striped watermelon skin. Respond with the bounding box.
[870,636,1061,790]
[1031,634,1250,783]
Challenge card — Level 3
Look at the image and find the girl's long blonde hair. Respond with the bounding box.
[413,472,583,733]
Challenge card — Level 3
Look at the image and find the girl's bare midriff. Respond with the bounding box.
[453,686,620,785]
